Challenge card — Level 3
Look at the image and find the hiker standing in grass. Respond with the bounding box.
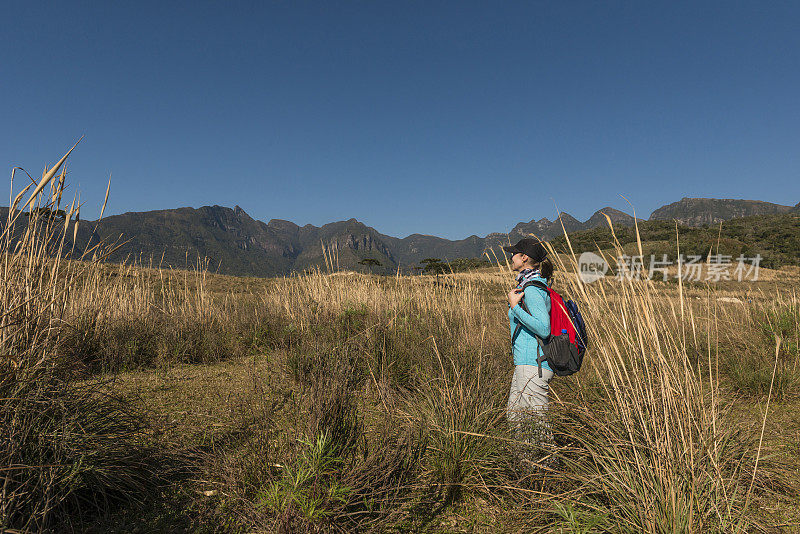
[504,239,554,435]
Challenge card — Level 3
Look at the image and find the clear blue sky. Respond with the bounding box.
[2,1,799,239]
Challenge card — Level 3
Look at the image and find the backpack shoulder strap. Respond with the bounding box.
[521,279,549,293]
[516,279,550,318]
[512,279,550,346]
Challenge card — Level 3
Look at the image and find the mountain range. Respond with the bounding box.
[2,197,798,276]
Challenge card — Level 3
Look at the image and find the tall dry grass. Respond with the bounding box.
[175,260,791,530]
[233,229,793,531]
[62,254,792,531]
[0,147,165,531]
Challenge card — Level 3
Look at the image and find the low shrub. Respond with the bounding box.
[0,360,166,531]
[414,345,513,505]
[718,304,800,399]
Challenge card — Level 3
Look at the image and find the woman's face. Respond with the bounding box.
[510,252,528,272]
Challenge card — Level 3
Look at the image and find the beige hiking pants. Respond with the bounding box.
[507,365,554,442]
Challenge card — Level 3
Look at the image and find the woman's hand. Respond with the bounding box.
[507,287,524,308]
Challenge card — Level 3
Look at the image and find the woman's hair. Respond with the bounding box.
[530,257,554,281]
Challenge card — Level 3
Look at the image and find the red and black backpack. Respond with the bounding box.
[514,280,588,378]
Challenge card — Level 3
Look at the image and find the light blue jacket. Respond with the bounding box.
[508,274,551,370]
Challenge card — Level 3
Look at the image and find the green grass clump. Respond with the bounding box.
[256,432,352,527]
[716,303,800,399]
[0,363,164,530]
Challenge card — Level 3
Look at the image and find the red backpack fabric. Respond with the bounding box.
[545,288,576,344]
[518,281,588,377]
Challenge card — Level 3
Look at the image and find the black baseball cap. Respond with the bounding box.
[503,238,547,262]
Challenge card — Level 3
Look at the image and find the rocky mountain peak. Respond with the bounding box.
[595,207,631,218]
[586,207,635,228]
[649,198,794,226]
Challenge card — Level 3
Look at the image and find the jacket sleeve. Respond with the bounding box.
[510,286,550,339]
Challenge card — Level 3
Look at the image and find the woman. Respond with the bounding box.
[503,238,554,437]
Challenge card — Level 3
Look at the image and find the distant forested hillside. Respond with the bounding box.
[551,213,800,269]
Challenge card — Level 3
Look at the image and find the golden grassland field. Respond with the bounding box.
[2,152,800,533]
